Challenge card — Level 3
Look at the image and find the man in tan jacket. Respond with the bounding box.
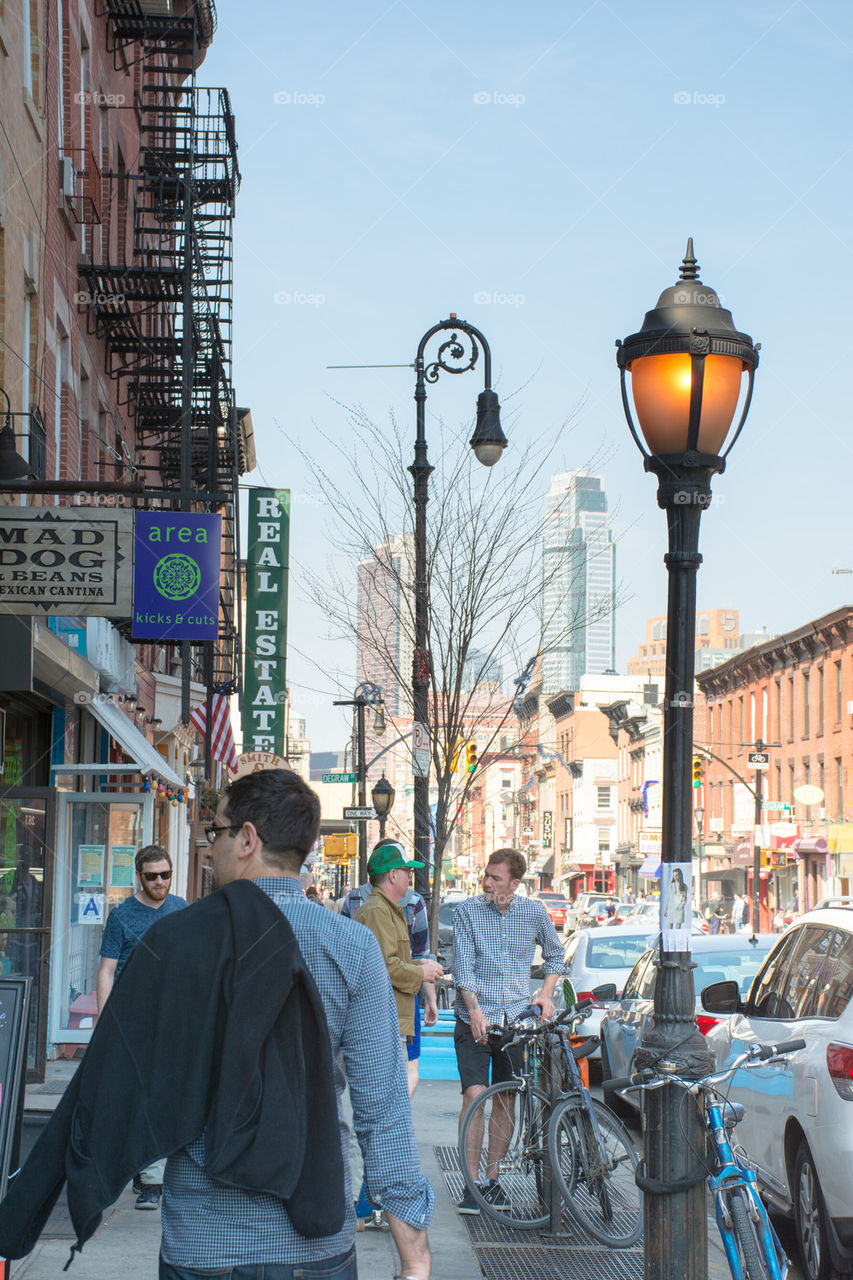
[355,841,443,1043]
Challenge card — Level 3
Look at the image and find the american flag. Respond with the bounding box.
[190,691,239,774]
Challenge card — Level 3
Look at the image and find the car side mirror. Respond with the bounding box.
[701,979,741,1014]
[592,982,617,1002]
[530,964,545,980]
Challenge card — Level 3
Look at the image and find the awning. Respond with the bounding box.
[638,854,661,878]
[793,838,828,856]
[56,697,185,789]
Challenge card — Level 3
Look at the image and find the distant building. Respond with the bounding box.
[542,472,616,693]
[356,534,414,717]
[461,649,503,693]
[627,609,744,677]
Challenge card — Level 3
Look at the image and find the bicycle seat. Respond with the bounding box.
[722,1100,745,1128]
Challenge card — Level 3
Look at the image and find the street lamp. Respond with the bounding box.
[0,387,32,483]
[694,804,705,914]
[411,316,507,901]
[371,775,395,840]
[334,680,384,882]
[616,240,759,1280]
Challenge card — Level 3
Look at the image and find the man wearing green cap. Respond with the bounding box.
[355,840,444,1045]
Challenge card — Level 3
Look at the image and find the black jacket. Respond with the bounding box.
[0,878,345,1259]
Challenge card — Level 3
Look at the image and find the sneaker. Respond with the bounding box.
[457,1186,482,1215]
[131,1175,143,1194]
[482,1180,510,1211]
[135,1184,162,1211]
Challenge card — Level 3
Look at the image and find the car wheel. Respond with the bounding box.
[793,1140,835,1280]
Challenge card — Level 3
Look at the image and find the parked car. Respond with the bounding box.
[563,892,613,935]
[556,924,690,1056]
[534,891,570,930]
[702,906,853,1280]
[611,899,709,933]
[437,900,460,959]
[599,932,775,1107]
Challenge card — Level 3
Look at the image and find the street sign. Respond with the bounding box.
[343,807,377,820]
[322,771,357,784]
[748,751,770,770]
[762,801,791,812]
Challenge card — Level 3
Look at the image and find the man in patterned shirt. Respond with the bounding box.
[160,769,434,1280]
[451,848,567,1214]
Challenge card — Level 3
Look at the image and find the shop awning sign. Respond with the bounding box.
[132,512,222,641]
[0,507,132,615]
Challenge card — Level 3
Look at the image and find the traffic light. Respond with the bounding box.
[465,741,478,774]
[692,755,704,788]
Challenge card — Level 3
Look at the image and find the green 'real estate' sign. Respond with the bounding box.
[132,511,222,640]
[243,490,289,753]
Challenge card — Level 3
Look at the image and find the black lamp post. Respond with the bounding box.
[616,240,759,1280]
[371,775,395,840]
[411,316,507,901]
[335,680,385,883]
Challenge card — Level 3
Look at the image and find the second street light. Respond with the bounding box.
[371,775,395,840]
[616,240,759,1280]
[410,316,507,901]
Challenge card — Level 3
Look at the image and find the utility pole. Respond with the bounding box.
[749,738,769,936]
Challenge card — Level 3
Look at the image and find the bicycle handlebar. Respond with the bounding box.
[606,1038,806,1096]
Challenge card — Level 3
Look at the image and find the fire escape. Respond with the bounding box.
[76,0,244,712]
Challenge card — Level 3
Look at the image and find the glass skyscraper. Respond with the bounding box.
[542,471,616,693]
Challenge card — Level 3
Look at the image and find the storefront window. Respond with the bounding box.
[0,795,50,1071]
[54,797,150,1040]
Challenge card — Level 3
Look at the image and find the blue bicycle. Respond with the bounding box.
[610,1038,805,1279]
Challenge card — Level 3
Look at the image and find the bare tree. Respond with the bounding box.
[287,402,618,943]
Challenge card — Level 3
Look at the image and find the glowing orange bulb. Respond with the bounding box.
[630,353,743,456]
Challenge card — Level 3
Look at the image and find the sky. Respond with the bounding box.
[201,1,853,751]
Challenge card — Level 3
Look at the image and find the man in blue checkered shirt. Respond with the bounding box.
[160,770,434,1280]
[451,848,567,1214]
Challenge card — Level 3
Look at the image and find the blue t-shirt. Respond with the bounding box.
[99,892,187,976]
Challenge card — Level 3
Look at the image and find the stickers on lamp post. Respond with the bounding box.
[132,512,222,641]
[660,860,692,952]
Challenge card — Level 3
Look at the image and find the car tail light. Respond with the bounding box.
[827,1044,853,1100]
[575,991,593,1003]
[696,1015,720,1036]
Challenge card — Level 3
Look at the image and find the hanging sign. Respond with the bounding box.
[0,507,132,615]
[132,512,222,641]
[243,490,289,754]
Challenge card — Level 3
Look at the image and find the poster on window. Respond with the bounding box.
[660,861,692,952]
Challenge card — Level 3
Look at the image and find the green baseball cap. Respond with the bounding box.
[367,840,424,875]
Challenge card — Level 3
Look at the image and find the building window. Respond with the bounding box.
[837,757,843,820]
[775,763,782,804]
[596,785,611,810]
[836,661,843,723]
[789,763,796,804]
[597,826,610,851]
[774,680,781,741]
[501,776,512,789]
[817,667,824,737]
[803,672,810,738]
[738,696,744,746]
[788,675,795,741]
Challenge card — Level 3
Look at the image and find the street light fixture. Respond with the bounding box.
[370,775,395,840]
[411,316,506,901]
[616,240,759,1280]
[334,680,384,882]
[0,387,32,483]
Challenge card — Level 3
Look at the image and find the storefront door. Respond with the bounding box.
[0,789,55,1080]
[50,793,153,1056]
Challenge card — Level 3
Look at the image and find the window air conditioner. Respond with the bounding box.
[59,156,76,203]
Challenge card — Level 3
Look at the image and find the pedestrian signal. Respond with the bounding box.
[465,742,478,774]
[692,755,703,788]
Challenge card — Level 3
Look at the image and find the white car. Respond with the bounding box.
[702,906,853,1280]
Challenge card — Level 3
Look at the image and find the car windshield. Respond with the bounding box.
[694,945,771,995]
[438,903,457,925]
[539,894,568,903]
[586,936,653,969]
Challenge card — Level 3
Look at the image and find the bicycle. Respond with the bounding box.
[457,994,642,1246]
[608,1037,806,1279]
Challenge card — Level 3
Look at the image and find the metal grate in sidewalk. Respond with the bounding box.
[435,1145,643,1280]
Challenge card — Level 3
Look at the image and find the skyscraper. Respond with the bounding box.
[542,471,615,693]
[356,534,414,717]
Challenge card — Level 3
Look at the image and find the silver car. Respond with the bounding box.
[563,892,613,935]
[703,907,853,1280]
[599,932,774,1106]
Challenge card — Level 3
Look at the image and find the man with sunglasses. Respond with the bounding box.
[97,843,187,1209]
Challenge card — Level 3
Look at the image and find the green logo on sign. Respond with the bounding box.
[153,553,201,601]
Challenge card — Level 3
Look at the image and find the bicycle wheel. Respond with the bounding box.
[728,1187,773,1280]
[459,1082,551,1229]
[548,1096,642,1247]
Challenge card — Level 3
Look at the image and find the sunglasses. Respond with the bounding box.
[141,870,172,883]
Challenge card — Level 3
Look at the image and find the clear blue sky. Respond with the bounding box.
[202,1,853,749]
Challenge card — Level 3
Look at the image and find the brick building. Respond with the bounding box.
[697,605,853,923]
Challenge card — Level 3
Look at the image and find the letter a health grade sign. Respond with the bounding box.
[132,512,222,641]
[243,490,289,754]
